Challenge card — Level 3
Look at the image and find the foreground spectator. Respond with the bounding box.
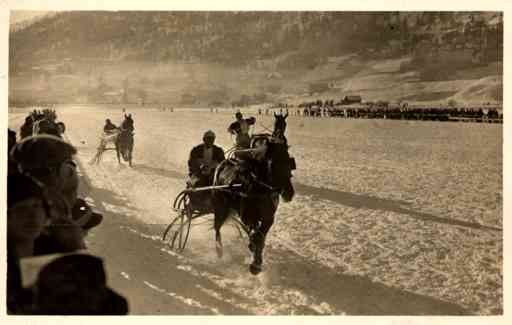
[7,174,49,258]
[32,254,129,315]
[19,116,33,139]
[10,134,78,211]
[7,174,49,313]
[11,134,79,205]
[8,129,18,176]
[33,187,86,255]
[10,134,102,251]
[7,112,124,315]
[8,128,16,150]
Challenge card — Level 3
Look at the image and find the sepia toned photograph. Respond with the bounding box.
[5,8,503,316]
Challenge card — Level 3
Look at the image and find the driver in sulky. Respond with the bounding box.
[187,130,225,189]
[103,119,118,135]
[187,130,225,210]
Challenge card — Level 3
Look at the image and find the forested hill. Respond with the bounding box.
[10,11,502,69]
[9,12,503,106]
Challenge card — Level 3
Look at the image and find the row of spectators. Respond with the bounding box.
[250,99,502,122]
[322,106,503,121]
[7,109,128,314]
[265,105,502,122]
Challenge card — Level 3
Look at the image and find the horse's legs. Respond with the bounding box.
[249,206,275,275]
[115,143,121,165]
[214,211,228,258]
[213,195,230,258]
[128,142,133,167]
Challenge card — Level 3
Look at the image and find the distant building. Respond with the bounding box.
[341,95,362,104]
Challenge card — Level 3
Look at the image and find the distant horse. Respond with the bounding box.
[89,114,134,166]
[212,116,295,275]
[116,114,134,167]
[272,111,288,145]
[249,111,288,148]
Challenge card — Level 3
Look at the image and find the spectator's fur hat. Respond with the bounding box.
[10,134,76,171]
[10,135,79,205]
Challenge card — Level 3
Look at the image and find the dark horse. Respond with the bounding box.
[116,114,134,167]
[272,111,288,145]
[212,114,295,275]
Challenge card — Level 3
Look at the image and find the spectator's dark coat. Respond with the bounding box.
[20,122,33,139]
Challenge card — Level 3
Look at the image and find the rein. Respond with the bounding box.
[227,147,266,160]
[248,171,279,193]
[258,123,273,133]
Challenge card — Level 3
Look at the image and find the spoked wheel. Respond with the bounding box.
[89,147,104,165]
[89,141,116,165]
[162,185,251,252]
[162,192,194,251]
[163,210,193,251]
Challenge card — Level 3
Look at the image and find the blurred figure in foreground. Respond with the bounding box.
[32,254,129,315]
[10,135,101,253]
[7,174,50,313]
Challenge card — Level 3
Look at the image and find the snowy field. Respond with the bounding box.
[9,105,502,315]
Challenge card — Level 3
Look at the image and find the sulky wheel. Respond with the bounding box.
[162,210,182,246]
[162,192,194,252]
[162,209,192,252]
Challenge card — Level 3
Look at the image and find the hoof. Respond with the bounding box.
[215,241,223,258]
[249,263,262,275]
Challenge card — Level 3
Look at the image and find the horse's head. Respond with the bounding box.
[122,114,134,130]
[266,140,295,202]
[273,112,288,139]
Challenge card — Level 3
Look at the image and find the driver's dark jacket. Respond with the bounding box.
[227,117,256,135]
[103,123,118,133]
[188,144,225,177]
